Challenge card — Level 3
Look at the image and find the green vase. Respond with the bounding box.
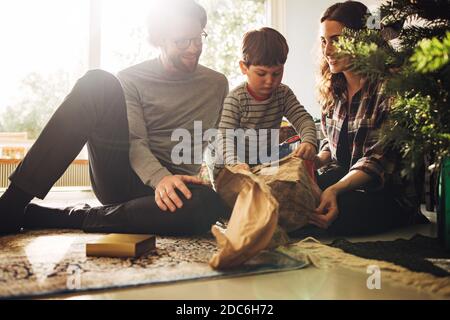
[437,157,450,250]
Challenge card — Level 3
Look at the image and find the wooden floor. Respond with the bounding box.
[17,189,446,300]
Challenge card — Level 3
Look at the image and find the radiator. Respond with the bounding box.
[0,160,91,188]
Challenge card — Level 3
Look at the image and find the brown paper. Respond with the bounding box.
[209,156,321,270]
[209,166,279,269]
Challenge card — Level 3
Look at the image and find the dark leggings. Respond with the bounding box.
[10,70,230,235]
[317,167,411,236]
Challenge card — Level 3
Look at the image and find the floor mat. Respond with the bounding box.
[278,237,450,298]
[330,234,450,277]
[0,230,307,299]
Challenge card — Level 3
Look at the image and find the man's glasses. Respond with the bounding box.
[174,31,208,50]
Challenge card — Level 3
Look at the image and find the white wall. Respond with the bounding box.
[282,0,380,119]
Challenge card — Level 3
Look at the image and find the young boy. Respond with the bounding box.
[214,27,318,174]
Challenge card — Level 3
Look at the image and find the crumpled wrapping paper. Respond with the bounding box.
[209,156,321,269]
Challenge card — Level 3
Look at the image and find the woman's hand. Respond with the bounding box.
[293,142,317,161]
[233,163,251,172]
[309,186,339,229]
[155,175,206,212]
[309,170,373,229]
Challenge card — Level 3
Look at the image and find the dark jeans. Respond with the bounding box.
[317,167,411,236]
[83,184,229,236]
[10,70,229,235]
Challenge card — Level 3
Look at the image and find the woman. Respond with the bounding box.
[309,1,423,235]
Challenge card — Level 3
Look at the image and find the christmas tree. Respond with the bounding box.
[335,0,450,179]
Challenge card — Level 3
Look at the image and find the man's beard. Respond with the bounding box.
[171,53,200,73]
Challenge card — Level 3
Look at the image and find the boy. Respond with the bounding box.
[214,27,318,175]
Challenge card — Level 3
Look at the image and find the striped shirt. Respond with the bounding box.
[216,83,317,166]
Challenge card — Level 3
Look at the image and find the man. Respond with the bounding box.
[0,0,230,235]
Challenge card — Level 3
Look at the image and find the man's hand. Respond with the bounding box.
[155,175,205,212]
[309,186,339,229]
[292,142,317,161]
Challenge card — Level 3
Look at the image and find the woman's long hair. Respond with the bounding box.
[317,1,369,115]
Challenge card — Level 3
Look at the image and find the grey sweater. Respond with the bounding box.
[117,58,228,188]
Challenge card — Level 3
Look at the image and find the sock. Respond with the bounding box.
[0,183,34,233]
[23,203,89,230]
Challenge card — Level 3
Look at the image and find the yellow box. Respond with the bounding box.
[86,234,156,258]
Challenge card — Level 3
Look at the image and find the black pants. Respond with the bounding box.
[317,167,411,236]
[82,184,229,236]
[10,70,229,235]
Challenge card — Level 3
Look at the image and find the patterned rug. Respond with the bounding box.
[0,230,307,299]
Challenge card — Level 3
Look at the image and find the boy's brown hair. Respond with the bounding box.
[242,27,289,67]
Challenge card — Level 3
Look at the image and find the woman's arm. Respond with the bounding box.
[309,170,372,229]
[328,169,372,194]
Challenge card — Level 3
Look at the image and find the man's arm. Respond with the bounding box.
[117,72,172,189]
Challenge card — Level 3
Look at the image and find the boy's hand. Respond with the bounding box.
[292,142,317,161]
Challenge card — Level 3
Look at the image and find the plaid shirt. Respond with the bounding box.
[320,81,419,214]
[321,81,393,188]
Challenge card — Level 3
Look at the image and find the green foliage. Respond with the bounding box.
[336,0,450,177]
[387,93,449,177]
[411,32,450,73]
[398,24,449,53]
[380,0,450,26]
[336,28,400,82]
[390,33,450,176]
[0,71,73,139]
[198,0,266,86]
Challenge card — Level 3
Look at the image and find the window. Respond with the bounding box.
[0,0,90,142]
[0,0,267,162]
[99,0,267,86]
[100,0,158,73]
[199,0,267,86]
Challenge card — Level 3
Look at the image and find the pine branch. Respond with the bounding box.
[411,32,450,73]
[381,0,450,26]
[385,92,450,177]
[335,1,450,176]
[336,28,400,82]
[399,25,450,51]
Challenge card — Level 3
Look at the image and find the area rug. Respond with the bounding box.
[330,234,450,277]
[0,230,307,299]
[277,237,450,298]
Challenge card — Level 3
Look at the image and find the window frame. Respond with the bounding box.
[88,0,282,69]
[266,0,287,35]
